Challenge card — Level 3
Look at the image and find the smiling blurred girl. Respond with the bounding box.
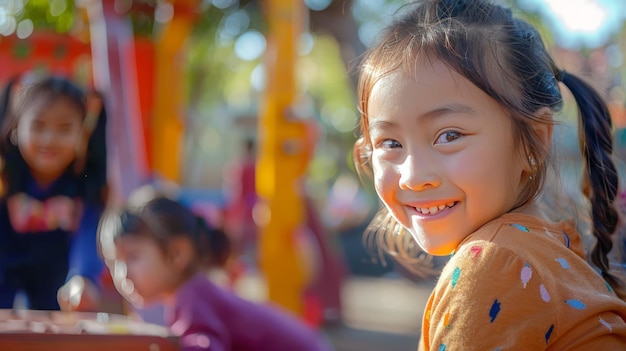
[0,75,107,311]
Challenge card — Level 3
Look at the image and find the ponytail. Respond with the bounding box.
[196,216,231,268]
[0,78,14,197]
[559,71,625,297]
[0,76,26,199]
[0,77,17,126]
[79,91,108,205]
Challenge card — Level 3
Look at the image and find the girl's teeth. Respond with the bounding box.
[417,202,455,215]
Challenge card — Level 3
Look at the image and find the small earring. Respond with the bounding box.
[10,130,17,145]
[528,155,537,181]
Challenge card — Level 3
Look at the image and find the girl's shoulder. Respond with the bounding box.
[425,215,626,350]
[432,213,626,349]
[441,212,615,302]
[441,212,594,294]
[459,212,585,260]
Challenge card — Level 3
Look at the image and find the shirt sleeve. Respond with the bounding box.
[66,203,104,285]
[420,242,557,351]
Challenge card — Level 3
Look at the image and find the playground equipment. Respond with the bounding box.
[0,0,338,321]
[256,0,312,316]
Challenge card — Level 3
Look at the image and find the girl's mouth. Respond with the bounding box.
[413,201,457,215]
[38,149,60,158]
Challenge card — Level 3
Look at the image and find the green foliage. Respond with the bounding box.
[22,0,75,33]
[185,0,265,107]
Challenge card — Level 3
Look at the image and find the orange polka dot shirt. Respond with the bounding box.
[419,213,626,350]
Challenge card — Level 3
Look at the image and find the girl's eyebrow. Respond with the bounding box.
[368,103,475,132]
[368,119,396,132]
[418,103,475,122]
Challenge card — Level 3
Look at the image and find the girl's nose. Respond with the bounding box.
[39,129,55,146]
[398,154,441,191]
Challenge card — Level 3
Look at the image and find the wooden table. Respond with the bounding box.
[0,309,179,351]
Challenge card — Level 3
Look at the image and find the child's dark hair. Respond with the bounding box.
[0,74,107,204]
[101,196,231,269]
[353,0,622,295]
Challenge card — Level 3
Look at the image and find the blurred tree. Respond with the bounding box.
[23,0,76,34]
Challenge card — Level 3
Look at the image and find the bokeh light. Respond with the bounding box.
[305,0,332,12]
[234,30,265,61]
[518,0,626,49]
[15,17,31,39]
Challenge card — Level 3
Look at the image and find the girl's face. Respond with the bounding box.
[366,59,529,255]
[113,235,182,306]
[16,97,83,183]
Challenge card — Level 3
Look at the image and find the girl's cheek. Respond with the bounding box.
[371,157,386,181]
[63,132,82,147]
[373,160,393,185]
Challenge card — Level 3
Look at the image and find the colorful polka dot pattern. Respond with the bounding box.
[421,221,626,350]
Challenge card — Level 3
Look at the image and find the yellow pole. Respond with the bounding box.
[152,0,196,182]
[257,0,309,315]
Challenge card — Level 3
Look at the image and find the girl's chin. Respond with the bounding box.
[408,233,456,256]
[424,247,455,256]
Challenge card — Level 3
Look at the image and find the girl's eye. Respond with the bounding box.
[435,131,462,144]
[380,139,402,149]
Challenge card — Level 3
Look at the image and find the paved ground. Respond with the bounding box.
[324,325,420,351]
[322,275,436,351]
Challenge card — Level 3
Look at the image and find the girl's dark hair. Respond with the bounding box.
[354,0,622,295]
[0,74,107,204]
[100,196,231,269]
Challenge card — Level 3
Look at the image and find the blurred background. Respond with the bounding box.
[0,0,625,350]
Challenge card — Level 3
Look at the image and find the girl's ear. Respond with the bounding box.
[167,237,194,271]
[532,107,554,151]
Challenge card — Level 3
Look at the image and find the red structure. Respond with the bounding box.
[0,32,92,86]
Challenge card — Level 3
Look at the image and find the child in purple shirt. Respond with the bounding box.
[99,196,332,351]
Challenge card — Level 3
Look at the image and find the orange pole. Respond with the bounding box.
[257,0,309,315]
[151,0,197,181]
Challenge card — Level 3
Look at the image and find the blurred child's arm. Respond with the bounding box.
[57,203,104,311]
[67,203,105,284]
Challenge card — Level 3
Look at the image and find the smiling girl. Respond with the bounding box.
[354,0,626,349]
[0,75,107,311]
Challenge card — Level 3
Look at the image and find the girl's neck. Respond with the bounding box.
[30,169,66,189]
[171,266,199,294]
[159,269,199,306]
[510,199,556,225]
